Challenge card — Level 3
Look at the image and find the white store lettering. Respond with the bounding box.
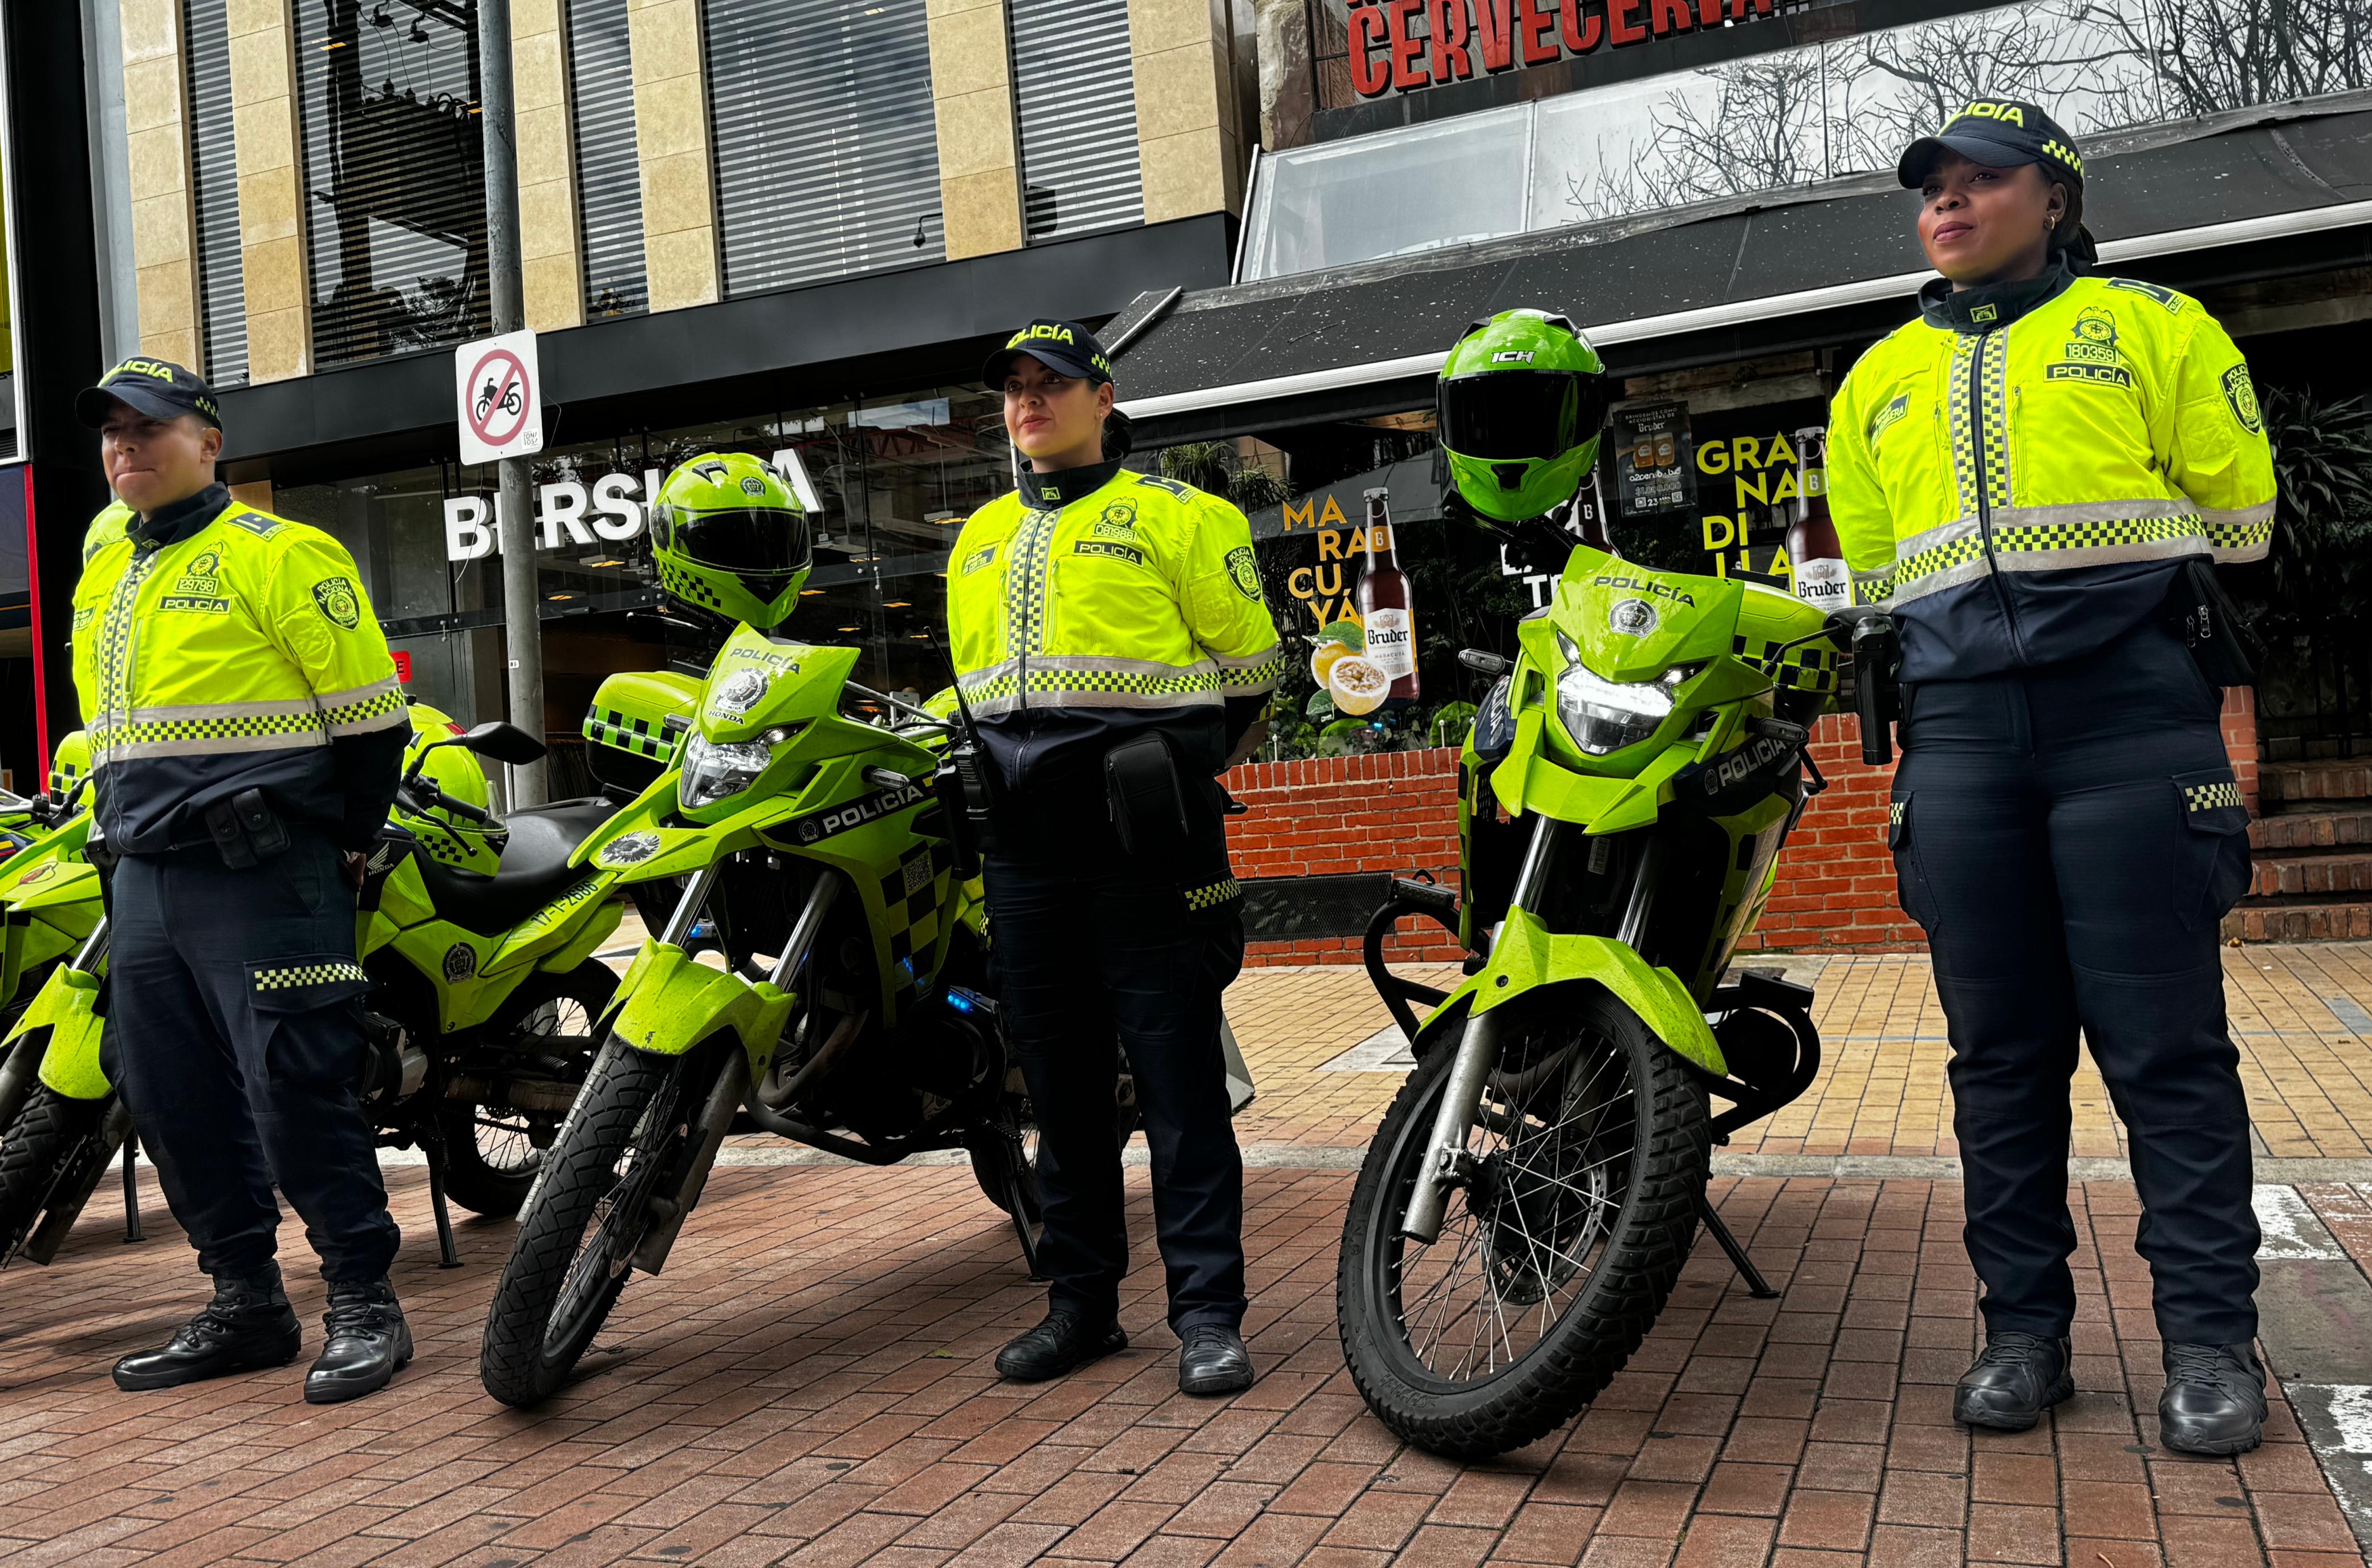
[441,449,803,562]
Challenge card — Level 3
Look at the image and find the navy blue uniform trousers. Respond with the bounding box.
[1890,623,2258,1344]
[985,850,1247,1334]
[109,833,399,1283]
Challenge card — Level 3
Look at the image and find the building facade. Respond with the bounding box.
[72,0,1261,790]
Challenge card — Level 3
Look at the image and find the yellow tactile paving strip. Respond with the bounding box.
[1222,943,2372,1159]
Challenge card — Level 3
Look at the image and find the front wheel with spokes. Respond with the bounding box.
[479,1041,689,1407]
[1337,988,1707,1459]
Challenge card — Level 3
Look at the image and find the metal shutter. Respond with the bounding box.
[704,0,944,296]
[185,0,248,386]
[294,0,492,368]
[1009,0,1142,241]
[566,0,644,318]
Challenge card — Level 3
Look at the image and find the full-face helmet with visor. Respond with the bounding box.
[649,451,814,630]
[1436,310,1609,523]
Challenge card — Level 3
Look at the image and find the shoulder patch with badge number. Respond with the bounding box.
[312,576,362,629]
[2221,363,2263,433]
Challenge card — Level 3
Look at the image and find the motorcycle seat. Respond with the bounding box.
[413,797,614,936]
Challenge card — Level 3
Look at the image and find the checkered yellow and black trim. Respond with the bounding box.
[584,706,680,762]
[253,960,368,993]
[1732,635,1839,696]
[1006,508,1061,661]
[92,706,331,759]
[320,681,407,736]
[957,660,1229,716]
[1183,878,1241,912]
[655,555,726,612]
[1889,800,1906,826]
[1989,514,2202,554]
[2184,781,2243,813]
[1212,645,1287,696]
[878,840,956,986]
[2203,516,2275,557]
[2040,139,2082,175]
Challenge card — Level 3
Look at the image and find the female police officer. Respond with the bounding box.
[947,320,1282,1395]
[1826,102,2277,1454]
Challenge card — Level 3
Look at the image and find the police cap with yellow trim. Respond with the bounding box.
[1898,97,2083,192]
[75,356,223,430]
[982,319,1115,388]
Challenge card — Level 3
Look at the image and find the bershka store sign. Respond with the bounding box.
[1349,0,1777,99]
[440,449,806,561]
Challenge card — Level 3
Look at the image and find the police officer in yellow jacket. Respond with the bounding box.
[950,320,1282,1395]
[72,359,415,1403]
[1827,103,2277,1453]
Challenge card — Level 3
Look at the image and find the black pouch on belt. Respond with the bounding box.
[2161,556,2262,688]
[204,787,290,870]
[1104,732,1190,864]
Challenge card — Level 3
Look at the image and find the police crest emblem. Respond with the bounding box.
[312,576,362,629]
[1225,546,1263,603]
[2222,364,2263,433]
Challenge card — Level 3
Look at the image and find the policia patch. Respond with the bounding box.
[312,576,362,629]
[1226,546,1262,602]
[2222,364,2263,433]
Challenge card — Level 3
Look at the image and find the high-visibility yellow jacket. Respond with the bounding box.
[1827,267,2276,681]
[947,462,1283,788]
[71,484,411,854]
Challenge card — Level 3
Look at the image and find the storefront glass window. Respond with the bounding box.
[567,0,645,319]
[1244,0,2372,280]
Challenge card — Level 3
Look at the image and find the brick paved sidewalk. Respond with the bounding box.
[0,1160,2363,1568]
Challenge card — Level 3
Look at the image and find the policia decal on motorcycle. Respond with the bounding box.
[1331,308,1839,1459]
[67,358,417,1404]
[1829,101,2277,1456]
[948,320,1284,1399]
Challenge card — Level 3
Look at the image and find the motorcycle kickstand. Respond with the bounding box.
[1696,1192,1778,1299]
[120,1136,143,1244]
[423,1139,462,1270]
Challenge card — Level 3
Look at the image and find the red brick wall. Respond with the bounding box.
[1224,692,2263,964]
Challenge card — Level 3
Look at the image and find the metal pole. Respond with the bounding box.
[478,0,547,805]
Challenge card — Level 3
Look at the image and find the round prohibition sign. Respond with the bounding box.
[465,347,533,448]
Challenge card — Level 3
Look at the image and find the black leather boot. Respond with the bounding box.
[2159,1342,2267,1457]
[994,1310,1126,1383]
[113,1268,303,1391]
[1178,1324,1253,1396]
[303,1278,412,1405]
[1953,1331,2074,1431]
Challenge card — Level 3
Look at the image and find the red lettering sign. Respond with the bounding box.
[1650,0,1692,33]
[1351,3,1391,97]
[1432,0,1473,78]
[1560,0,1601,51]
[1607,0,1647,45]
[1388,0,1430,88]
[1516,0,1559,63]
[1729,0,1773,18]
[391,649,413,683]
[1473,0,1517,71]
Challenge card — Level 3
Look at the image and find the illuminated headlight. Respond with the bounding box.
[679,732,775,809]
[1553,633,1699,755]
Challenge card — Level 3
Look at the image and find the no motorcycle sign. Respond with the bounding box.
[454,329,545,465]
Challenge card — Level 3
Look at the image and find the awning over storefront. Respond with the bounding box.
[1112,96,2372,446]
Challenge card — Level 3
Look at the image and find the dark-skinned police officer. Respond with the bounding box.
[1826,104,2277,1453]
[73,359,414,1403]
[948,321,1282,1396]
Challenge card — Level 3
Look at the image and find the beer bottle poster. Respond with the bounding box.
[1692,400,1831,589]
[1609,400,1696,518]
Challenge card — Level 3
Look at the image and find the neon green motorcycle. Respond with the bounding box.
[1337,547,1846,1459]
[0,708,639,1268]
[0,737,107,1142]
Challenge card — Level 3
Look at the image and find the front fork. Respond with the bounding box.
[1398,819,1662,1243]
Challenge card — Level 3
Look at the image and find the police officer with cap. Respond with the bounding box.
[1827,101,2277,1453]
[71,358,415,1403]
[948,320,1283,1395]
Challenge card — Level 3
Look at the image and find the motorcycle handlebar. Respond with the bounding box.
[399,778,494,827]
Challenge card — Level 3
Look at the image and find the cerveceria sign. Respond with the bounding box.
[1349,0,1777,99]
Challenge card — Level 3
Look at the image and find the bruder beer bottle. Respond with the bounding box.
[1788,425,1851,612]
[1357,488,1419,709]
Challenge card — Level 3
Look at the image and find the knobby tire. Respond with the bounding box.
[0,1086,105,1260]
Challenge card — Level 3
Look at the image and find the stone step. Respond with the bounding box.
[2249,852,2372,899]
[2224,901,2372,943]
[2260,758,2372,809]
[2250,809,2372,852]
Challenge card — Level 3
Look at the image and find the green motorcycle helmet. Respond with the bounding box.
[1436,309,1609,522]
[649,451,814,629]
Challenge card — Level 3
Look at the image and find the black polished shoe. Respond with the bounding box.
[2159,1342,2267,1457]
[113,1269,303,1392]
[303,1278,412,1405]
[995,1310,1126,1383]
[1178,1325,1253,1396]
[1953,1331,2074,1432]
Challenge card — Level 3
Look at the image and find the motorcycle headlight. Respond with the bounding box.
[1553,632,1700,756]
[679,732,776,809]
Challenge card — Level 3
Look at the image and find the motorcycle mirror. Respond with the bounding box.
[461,721,549,766]
[1459,648,1514,677]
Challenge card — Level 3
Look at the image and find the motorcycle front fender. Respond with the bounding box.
[1418,906,1725,1077]
[22,966,109,1101]
[607,941,794,1073]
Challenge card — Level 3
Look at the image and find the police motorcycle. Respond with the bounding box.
[0,736,107,1142]
[480,453,1101,1407]
[0,704,639,1269]
[1335,311,1854,1459]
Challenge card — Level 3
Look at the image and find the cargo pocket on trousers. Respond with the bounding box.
[1888,794,1940,933]
[246,955,372,1086]
[2171,769,2253,933]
